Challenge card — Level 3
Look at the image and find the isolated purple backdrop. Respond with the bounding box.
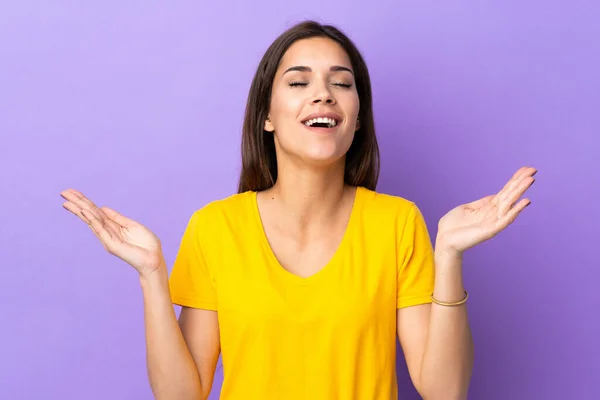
[1,1,598,399]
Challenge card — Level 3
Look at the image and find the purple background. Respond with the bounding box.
[1,1,598,399]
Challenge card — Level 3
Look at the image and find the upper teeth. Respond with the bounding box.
[304,117,338,127]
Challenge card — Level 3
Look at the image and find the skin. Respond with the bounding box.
[60,36,536,400]
[258,37,361,279]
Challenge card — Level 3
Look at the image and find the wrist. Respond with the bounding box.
[433,242,465,295]
[435,235,463,262]
[139,261,168,287]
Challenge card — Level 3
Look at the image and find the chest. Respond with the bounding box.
[214,232,398,329]
[264,229,346,279]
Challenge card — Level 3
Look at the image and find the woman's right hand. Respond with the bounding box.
[61,188,164,277]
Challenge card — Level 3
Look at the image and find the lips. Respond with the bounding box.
[301,112,342,125]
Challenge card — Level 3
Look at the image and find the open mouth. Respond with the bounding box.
[302,117,340,128]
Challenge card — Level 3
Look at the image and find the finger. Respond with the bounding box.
[81,209,117,246]
[87,224,110,252]
[60,191,103,223]
[510,166,537,181]
[493,167,536,205]
[83,206,122,240]
[60,189,96,209]
[66,188,87,198]
[67,203,117,251]
[64,201,120,240]
[497,198,531,230]
[492,172,524,204]
[63,201,92,224]
[514,166,536,180]
[498,176,535,216]
[101,206,135,228]
[61,189,118,230]
[61,193,125,245]
[493,182,517,206]
[467,194,495,209]
[63,201,108,250]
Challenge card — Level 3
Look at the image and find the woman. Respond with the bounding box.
[61,21,535,400]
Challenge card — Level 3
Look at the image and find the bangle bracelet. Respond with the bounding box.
[431,290,469,306]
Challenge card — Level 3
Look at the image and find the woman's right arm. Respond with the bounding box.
[60,189,220,400]
[141,264,220,400]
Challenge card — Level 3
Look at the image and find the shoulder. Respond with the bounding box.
[187,191,255,228]
[356,187,430,242]
[358,186,419,219]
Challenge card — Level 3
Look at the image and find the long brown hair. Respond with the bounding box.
[237,20,380,193]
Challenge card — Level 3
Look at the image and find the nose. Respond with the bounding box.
[311,84,336,105]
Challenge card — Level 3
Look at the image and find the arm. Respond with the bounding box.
[58,190,221,399]
[397,166,535,399]
[397,250,474,400]
[141,262,221,400]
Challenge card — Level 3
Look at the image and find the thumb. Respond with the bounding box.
[101,206,135,227]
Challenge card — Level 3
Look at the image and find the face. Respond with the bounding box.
[265,37,360,167]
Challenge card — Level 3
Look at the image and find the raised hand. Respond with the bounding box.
[60,189,164,277]
[436,166,537,256]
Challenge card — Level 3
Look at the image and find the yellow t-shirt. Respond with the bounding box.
[169,186,435,399]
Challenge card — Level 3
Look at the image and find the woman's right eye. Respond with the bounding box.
[289,81,308,87]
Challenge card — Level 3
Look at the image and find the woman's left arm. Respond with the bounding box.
[398,166,537,399]
[397,249,473,400]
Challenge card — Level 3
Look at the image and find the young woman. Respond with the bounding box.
[61,20,536,400]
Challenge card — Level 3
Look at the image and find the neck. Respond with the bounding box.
[267,158,350,227]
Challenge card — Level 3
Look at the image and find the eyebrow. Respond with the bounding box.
[283,65,354,76]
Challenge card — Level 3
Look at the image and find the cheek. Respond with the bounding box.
[346,93,360,117]
[270,89,303,120]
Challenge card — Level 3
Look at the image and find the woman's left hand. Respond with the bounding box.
[436,166,537,256]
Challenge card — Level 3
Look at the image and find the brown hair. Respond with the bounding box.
[237,20,380,193]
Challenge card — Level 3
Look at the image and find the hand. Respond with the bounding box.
[61,189,164,277]
[436,166,536,256]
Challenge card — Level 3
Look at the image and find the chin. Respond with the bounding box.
[298,146,348,167]
[276,133,353,168]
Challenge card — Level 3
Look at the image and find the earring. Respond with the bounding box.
[267,115,271,122]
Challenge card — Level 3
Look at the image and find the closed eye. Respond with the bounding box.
[289,82,353,88]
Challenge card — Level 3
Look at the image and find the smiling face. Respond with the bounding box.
[264,37,361,168]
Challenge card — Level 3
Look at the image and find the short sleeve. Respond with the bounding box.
[169,210,218,310]
[396,204,436,309]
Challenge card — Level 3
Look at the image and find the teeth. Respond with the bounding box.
[304,117,338,128]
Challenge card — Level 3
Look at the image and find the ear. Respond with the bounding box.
[355,116,361,131]
[264,115,274,132]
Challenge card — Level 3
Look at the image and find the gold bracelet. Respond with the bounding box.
[431,290,469,307]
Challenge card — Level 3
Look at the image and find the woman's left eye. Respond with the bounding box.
[288,81,352,88]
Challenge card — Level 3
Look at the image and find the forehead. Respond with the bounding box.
[278,37,353,72]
